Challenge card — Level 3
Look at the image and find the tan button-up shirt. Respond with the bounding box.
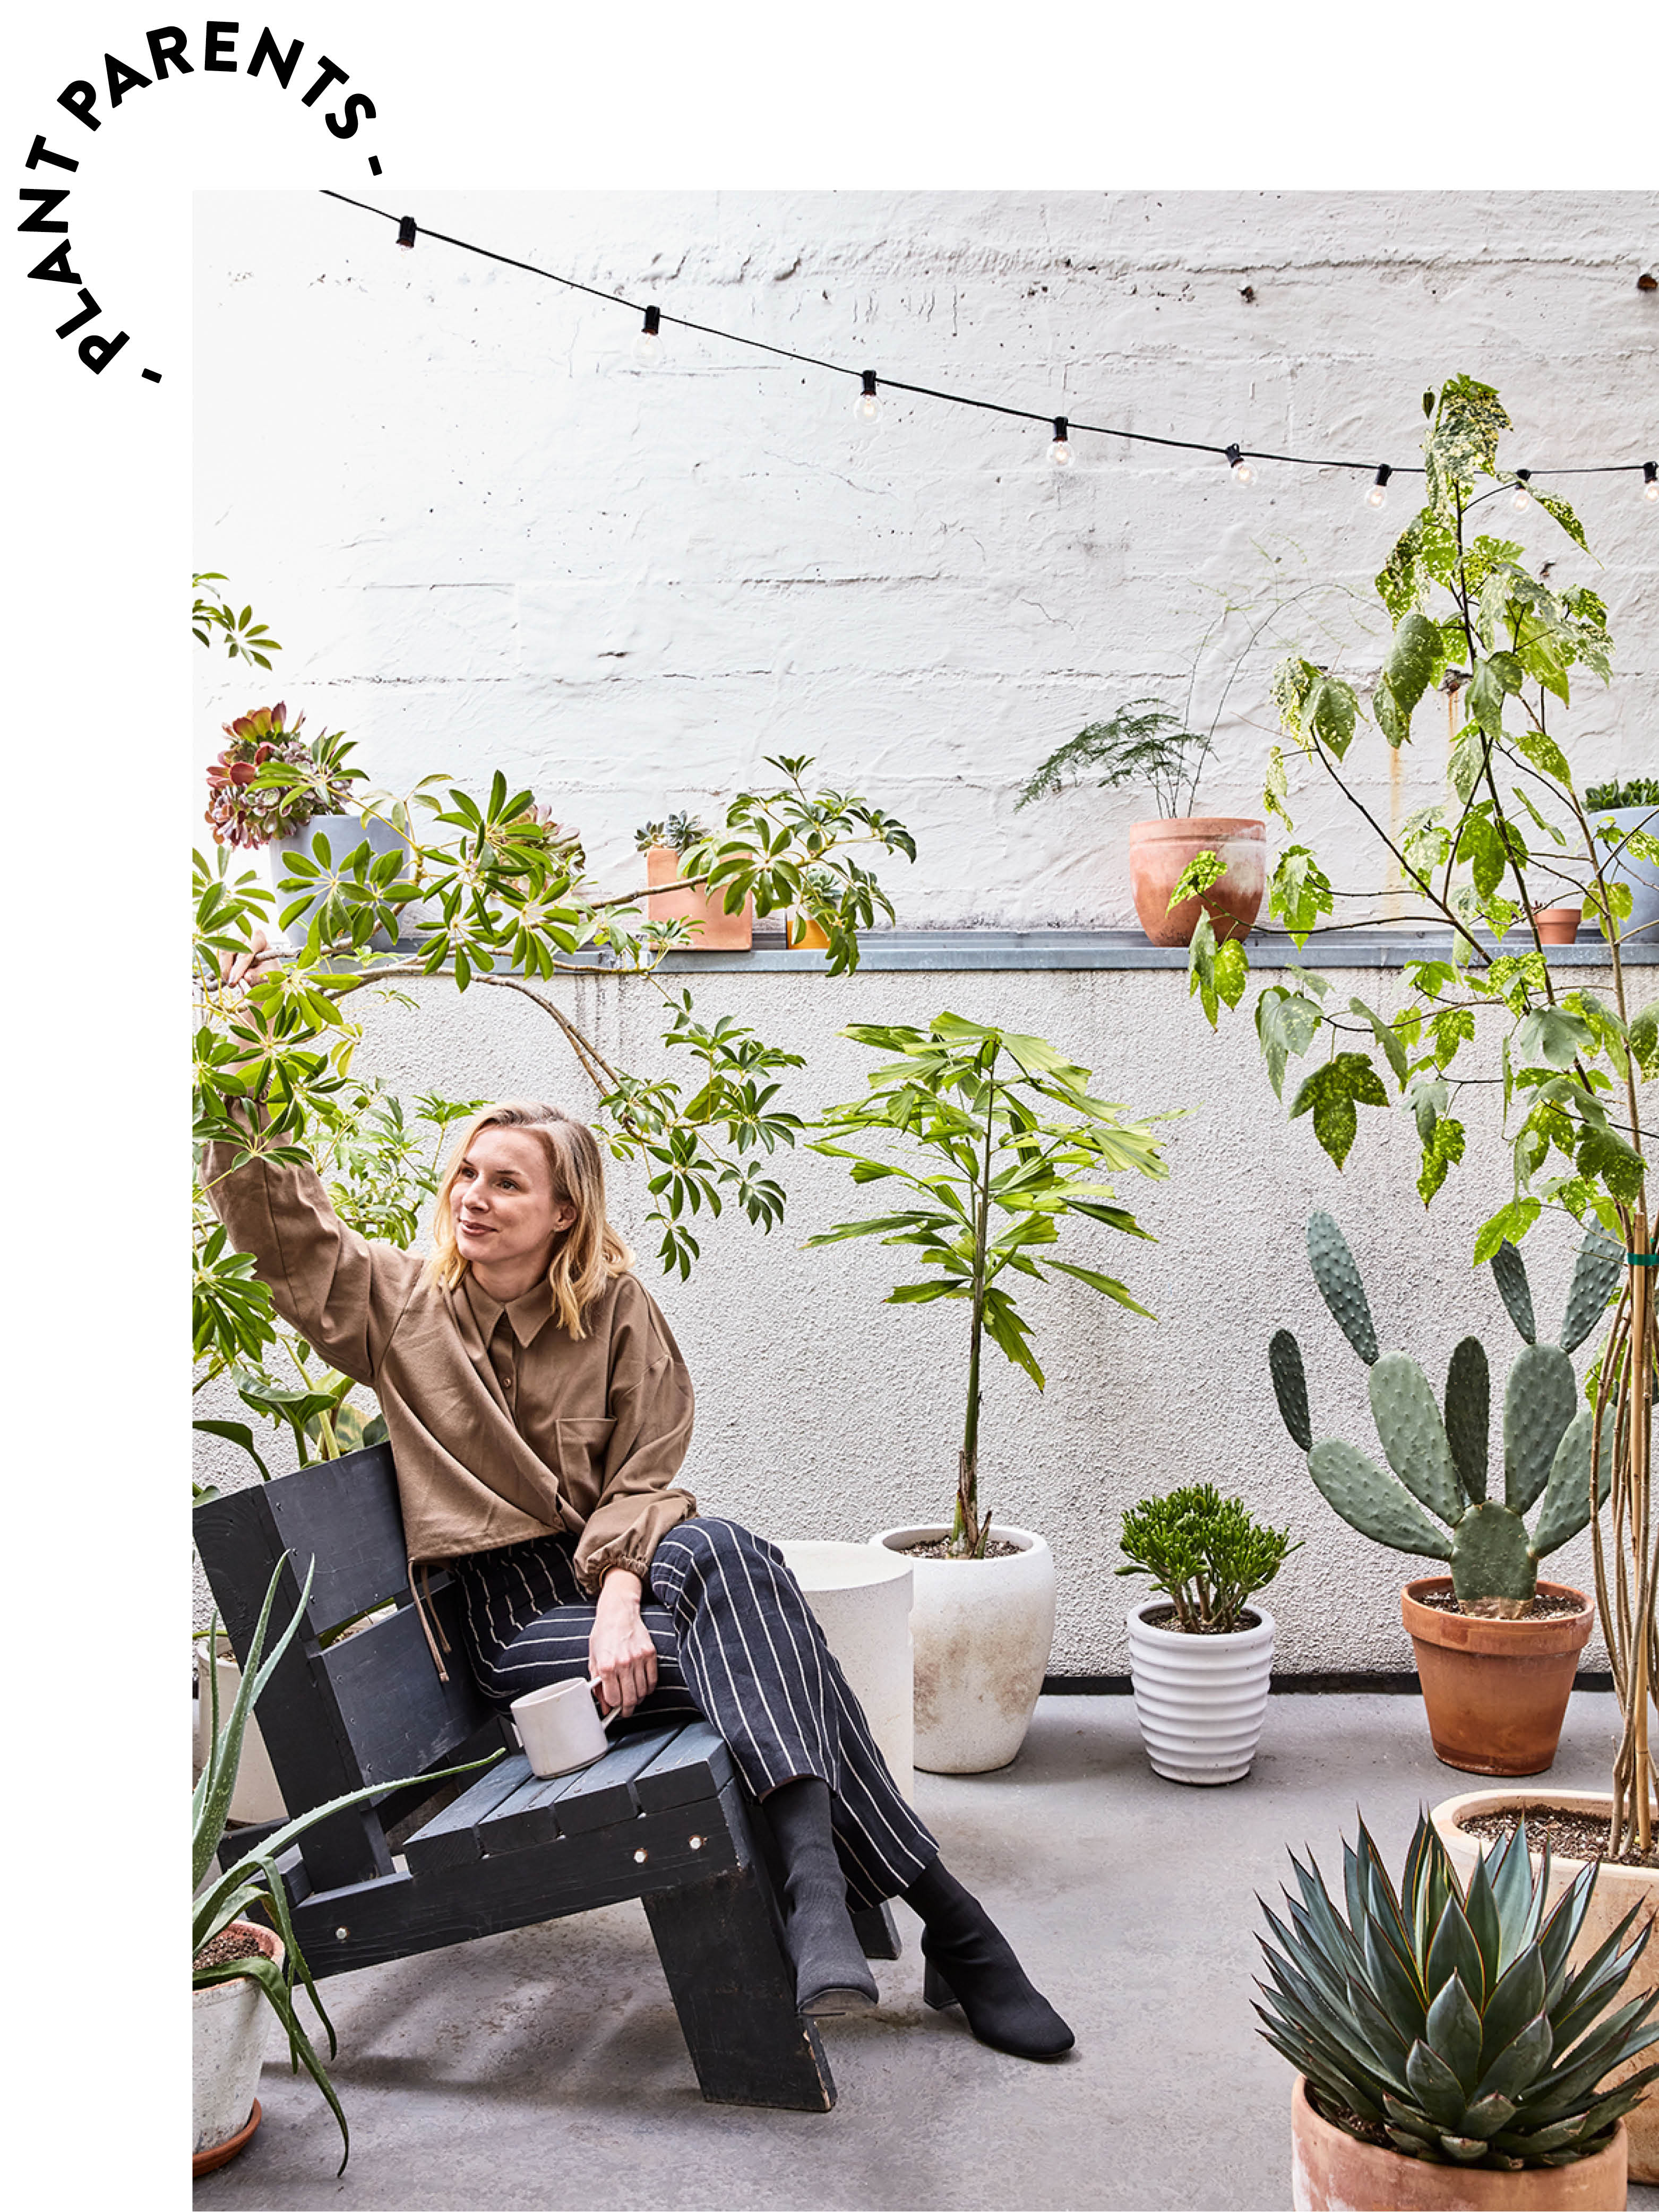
[201,1141,697,1592]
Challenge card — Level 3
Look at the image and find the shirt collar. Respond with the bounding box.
[461,1270,555,1348]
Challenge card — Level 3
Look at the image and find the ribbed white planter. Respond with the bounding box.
[871,1525,1056,1775]
[194,1922,281,2157]
[1127,1599,1274,1785]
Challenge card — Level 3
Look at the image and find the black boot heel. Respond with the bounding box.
[923,1959,959,2011]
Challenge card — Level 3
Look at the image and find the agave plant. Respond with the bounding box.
[1257,1809,1659,2170]
[194,1557,497,2170]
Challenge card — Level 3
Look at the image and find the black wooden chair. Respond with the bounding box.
[193,1442,899,2113]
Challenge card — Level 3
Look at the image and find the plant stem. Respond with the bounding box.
[955,1047,998,1556]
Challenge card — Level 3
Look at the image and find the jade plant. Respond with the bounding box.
[1116,1483,1300,1633]
[1269,1211,1619,1614]
[1257,1808,1659,2171]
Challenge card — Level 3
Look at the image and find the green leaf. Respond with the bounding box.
[1474,1199,1542,1267]
[1418,1116,1466,1204]
[1577,1124,1646,1206]
[1349,998,1409,1086]
[1044,1258,1155,1317]
[1512,1008,1595,1071]
[1467,659,1511,741]
[191,1419,272,1481]
[1256,987,1326,1099]
[1270,847,1334,947]
[1374,612,1445,748]
[1263,746,1294,831]
[1533,487,1588,554]
[1630,1006,1659,1077]
[1168,849,1226,910]
[1186,914,1249,1029]
[1288,1053,1390,1169]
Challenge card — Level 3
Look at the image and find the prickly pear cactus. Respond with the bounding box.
[1306,1212,1379,1365]
[1268,1211,1610,1613]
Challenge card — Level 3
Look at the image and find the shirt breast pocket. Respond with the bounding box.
[554,1416,617,1502]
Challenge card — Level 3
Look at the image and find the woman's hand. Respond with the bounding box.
[588,1568,657,1717]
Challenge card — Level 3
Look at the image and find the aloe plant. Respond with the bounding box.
[1257,1808,1659,2170]
[1269,1212,1619,1611]
[194,1558,498,2170]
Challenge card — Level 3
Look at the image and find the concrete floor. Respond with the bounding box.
[196,1691,1659,2212]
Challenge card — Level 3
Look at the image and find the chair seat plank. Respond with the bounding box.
[403,1753,532,1877]
[634,1720,735,1812]
[552,1726,687,1835]
[481,1725,692,1856]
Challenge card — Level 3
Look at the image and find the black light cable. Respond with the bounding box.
[322,191,1657,492]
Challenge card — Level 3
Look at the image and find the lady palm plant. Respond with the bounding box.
[807,1013,1170,1555]
[1257,1809,1659,2171]
[194,1557,496,2170]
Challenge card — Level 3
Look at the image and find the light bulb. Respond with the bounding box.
[853,371,881,427]
[1225,442,1254,486]
[396,215,416,251]
[633,305,664,366]
[1049,415,1073,468]
[1510,470,1533,512]
[1365,464,1392,510]
[1644,463,1658,502]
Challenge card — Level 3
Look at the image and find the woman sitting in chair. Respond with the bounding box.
[202,1097,1072,2060]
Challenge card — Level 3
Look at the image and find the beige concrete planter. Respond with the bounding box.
[1127,1599,1273,1784]
[1291,2074,1627,2210]
[779,1539,915,1798]
[870,1525,1055,1774]
[196,1644,288,1824]
[1435,1786,1659,2185]
[194,1921,282,2163]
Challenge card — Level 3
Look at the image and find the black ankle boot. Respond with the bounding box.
[904,1857,1074,2059]
[764,1777,879,2018]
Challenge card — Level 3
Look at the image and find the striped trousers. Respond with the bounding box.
[452,1516,938,1910]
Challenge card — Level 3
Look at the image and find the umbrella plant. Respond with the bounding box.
[1179,378,1658,1854]
[806,1013,1170,1555]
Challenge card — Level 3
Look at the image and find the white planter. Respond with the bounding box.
[268,811,407,950]
[778,1539,915,1800]
[1127,1598,1274,1784]
[196,1647,288,1825]
[193,1922,281,2156]
[1595,803,1659,947]
[871,1525,1055,1775]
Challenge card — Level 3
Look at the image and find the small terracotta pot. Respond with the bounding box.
[785,912,831,950]
[644,845,753,950]
[1435,1788,1659,2185]
[1535,906,1583,944]
[1290,2074,1627,2210]
[1402,1576,1594,1776]
[1128,816,1265,946]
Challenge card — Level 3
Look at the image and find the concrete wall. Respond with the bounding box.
[195,191,1659,924]
[191,959,1653,1675]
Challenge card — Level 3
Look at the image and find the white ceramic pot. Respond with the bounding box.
[1435,1787,1659,2184]
[193,1921,281,2156]
[870,1525,1055,1775]
[268,811,407,950]
[779,1539,915,1799]
[196,1647,288,1824]
[1126,1598,1274,1784]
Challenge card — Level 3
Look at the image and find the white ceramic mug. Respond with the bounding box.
[510,1678,620,1778]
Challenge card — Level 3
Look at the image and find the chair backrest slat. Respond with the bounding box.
[261,1443,416,1632]
[322,1587,483,1787]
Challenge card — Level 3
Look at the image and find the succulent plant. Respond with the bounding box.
[1116,1482,1301,1633]
[634,811,709,856]
[204,704,362,850]
[1257,1808,1659,2170]
[1269,1212,1621,1608]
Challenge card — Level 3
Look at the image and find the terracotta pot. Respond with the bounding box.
[1403,1576,1594,1776]
[1291,2073,1628,2210]
[785,911,831,950]
[1535,906,1583,944]
[1436,1790,1659,2184]
[644,845,753,950]
[1128,816,1266,946]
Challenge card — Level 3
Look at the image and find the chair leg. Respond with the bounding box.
[852,1901,902,1960]
[643,1865,837,2113]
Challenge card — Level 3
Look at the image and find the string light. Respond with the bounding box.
[633,305,664,366]
[326,193,1655,500]
[854,370,881,426]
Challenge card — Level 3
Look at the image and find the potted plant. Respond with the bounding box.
[638,810,754,950]
[1259,1807,1658,2209]
[1585,778,1659,946]
[194,1556,495,2175]
[1017,696,1265,946]
[785,865,840,950]
[1179,376,1657,1862]
[1434,1793,1659,2183]
[1269,1211,1615,1775]
[1115,1482,1299,1784]
[805,1011,1170,1772]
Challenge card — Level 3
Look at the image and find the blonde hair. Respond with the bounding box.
[427,1101,632,1337]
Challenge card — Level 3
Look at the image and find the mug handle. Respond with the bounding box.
[588,1676,625,1728]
